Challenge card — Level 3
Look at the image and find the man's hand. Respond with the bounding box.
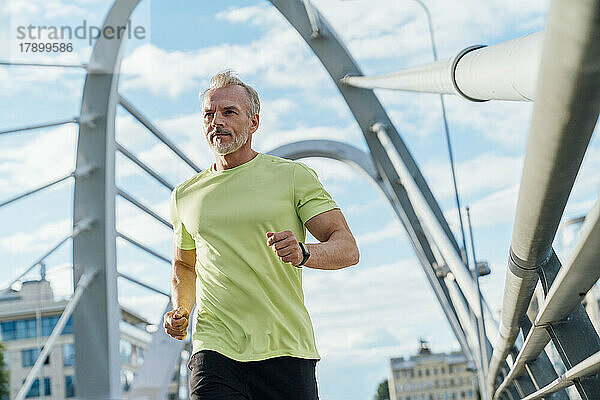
[266,230,303,266]
[163,306,190,340]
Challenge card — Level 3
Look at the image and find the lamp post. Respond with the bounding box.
[411,2,489,398]
[410,0,469,267]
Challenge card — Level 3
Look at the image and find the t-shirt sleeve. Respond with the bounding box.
[294,162,339,225]
[169,188,196,250]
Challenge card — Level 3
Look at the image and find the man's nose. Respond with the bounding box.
[212,112,225,127]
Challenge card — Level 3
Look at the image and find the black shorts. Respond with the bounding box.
[187,350,319,400]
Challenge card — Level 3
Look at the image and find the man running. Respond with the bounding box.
[164,70,359,400]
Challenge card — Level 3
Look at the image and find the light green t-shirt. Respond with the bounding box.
[169,153,338,361]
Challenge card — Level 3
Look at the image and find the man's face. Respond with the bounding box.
[202,85,256,156]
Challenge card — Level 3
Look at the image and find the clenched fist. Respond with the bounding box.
[266,230,303,266]
[163,306,189,340]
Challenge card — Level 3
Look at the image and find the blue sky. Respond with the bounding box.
[1,1,600,399]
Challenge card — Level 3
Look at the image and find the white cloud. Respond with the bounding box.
[120,27,327,98]
[45,263,75,299]
[311,0,548,64]
[256,123,362,153]
[116,197,172,249]
[0,48,90,96]
[424,152,523,201]
[215,3,281,26]
[354,220,404,246]
[300,157,357,183]
[7,0,91,20]
[345,197,386,217]
[304,259,457,359]
[0,217,71,254]
[446,97,533,148]
[0,124,77,197]
[444,184,519,230]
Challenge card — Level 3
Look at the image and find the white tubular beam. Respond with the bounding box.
[116,188,172,229]
[15,270,97,400]
[0,117,79,136]
[341,32,543,101]
[2,219,93,290]
[116,232,172,265]
[537,199,600,323]
[374,123,498,344]
[489,0,600,391]
[495,197,600,396]
[342,58,454,94]
[116,143,175,191]
[444,274,480,357]
[119,95,202,173]
[521,350,600,400]
[126,303,188,400]
[0,172,74,208]
[493,328,550,398]
[494,199,600,398]
[118,272,170,298]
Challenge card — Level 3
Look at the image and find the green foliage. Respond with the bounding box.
[0,342,9,399]
[374,379,390,400]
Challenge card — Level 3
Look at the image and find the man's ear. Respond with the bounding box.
[249,113,260,134]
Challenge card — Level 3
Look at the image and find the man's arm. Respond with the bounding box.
[163,246,196,340]
[266,209,359,270]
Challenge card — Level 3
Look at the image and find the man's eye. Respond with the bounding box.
[224,110,236,115]
[204,113,213,117]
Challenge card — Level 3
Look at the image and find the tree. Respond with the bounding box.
[374,379,390,400]
[0,342,9,400]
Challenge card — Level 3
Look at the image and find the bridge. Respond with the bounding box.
[1,0,599,399]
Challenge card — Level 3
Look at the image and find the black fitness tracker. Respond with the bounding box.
[298,242,310,266]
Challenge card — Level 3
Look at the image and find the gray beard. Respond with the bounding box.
[209,127,249,155]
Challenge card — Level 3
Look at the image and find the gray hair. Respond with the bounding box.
[201,70,260,117]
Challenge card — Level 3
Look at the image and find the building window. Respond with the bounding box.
[63,343,75,366]
[22,349,37,368]
[24,379,39,398]
[0,321,15,340]
[63,316,73,334]
[23,377,50,398]
[0,317,73,341]
[120,339,132,363]
[65,375,75,398]
[43,378,51,396]
[21,349,49,367]
[41,316,58,336]
[16,319,37,339]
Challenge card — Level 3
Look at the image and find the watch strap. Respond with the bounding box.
[298,242,310,266]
